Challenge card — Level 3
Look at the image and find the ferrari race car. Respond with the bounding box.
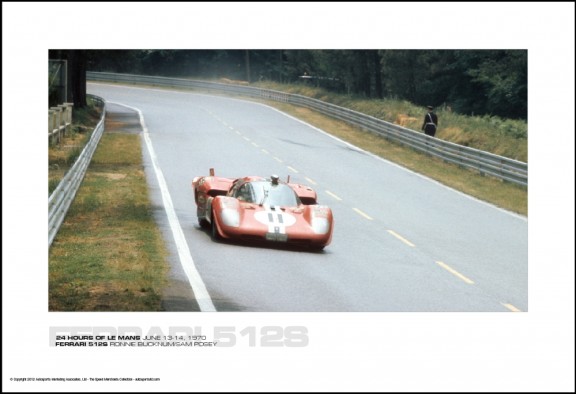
[192,169,333,250]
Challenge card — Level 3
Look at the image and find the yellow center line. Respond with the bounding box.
[243,136,251,142]
[435,261,474,284]
[305,177,317,185]
[325,190,342,201]
[261,149,269,155]
[353,208,373,220]
[251,142,260,148]
[287,166,299,173]
[387,230,415,247]
[501,303,522,312]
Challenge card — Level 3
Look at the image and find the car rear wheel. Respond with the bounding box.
[210,212,221,241]
[197,207,210,228]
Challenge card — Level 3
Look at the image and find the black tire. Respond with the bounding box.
[309,245,325,252]
[210,213,221,241]
[198,218,210,229]
[197,207,210,228]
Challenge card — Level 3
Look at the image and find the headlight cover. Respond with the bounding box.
[220,208,240,227]
[311,206,331,234]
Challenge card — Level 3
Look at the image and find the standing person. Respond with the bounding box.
[422,105,438,137]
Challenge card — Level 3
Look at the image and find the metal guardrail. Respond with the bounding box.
[49,103,73,145]
[87,72,527,186]
[48,95,106,248]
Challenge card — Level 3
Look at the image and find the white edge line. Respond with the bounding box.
[261,104,528,222]
[108,101,216,312]
[501,302,522,312]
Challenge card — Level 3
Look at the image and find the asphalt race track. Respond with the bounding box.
[88,83,528,312]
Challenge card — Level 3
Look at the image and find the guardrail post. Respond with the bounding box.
[477,150,484,176]
[48,110,55,145]
[50,106,62,144]
[64,103,73,121]
[63,103,74,136]
[57,105,67,137]
[48,103,74,145]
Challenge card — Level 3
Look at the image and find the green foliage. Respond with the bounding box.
[85,50,527,120]
[72,103,100,127]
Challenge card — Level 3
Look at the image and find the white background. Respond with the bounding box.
[3,2,575,392]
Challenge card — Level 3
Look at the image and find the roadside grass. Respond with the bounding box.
[254,81,528,162]
[269,103,527,216]
[49,133,168,311]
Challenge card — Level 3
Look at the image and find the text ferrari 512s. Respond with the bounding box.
[192,169,333,250]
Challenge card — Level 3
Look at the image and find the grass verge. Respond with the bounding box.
[269,103,527,216]
[49,133,168,311]
[254,81,527,162]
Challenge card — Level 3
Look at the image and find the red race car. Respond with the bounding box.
[192,169,333,250]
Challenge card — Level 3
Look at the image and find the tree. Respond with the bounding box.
[68,50,87,108]
[465,50,527,119]
[49,50,88,108]
[380,50,421,101]
[372,51,383,99]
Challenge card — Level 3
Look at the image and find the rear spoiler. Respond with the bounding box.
[192,168,235,199]
[284,174,317,205]
[289,183,317,205]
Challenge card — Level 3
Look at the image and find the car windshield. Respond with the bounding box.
[248,181,301,207]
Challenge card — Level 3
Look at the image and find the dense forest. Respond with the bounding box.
[50,49,527,120]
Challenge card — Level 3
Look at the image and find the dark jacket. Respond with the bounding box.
[422,111,438,136]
